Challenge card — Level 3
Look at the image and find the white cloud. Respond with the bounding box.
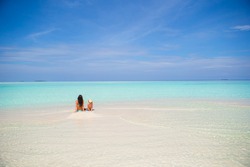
[0,44,147,64]
[231,25,250,31]
[96,0,188,45]
[27,28,57,41]
[1,45,250,74]
[1,44,250,81]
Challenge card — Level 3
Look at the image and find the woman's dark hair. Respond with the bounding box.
[78,95,83,107]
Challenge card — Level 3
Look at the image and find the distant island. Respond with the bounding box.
[34,80,47,82]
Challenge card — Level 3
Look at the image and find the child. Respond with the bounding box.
[87,99,93,111]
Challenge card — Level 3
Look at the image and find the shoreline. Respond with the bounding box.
[1,97,250,111]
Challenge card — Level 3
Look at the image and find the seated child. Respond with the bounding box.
[87,99,93,111]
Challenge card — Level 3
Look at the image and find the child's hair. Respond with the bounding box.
[78,95,83,107]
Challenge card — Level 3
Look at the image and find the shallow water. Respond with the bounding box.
[0,82,250,166]
[1,81,250,109]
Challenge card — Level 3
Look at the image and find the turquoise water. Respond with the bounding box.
[0,81,250,109]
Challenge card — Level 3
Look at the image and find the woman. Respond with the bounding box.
[75,95,84,111]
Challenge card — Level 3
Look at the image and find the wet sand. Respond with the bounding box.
[0,99,250,167]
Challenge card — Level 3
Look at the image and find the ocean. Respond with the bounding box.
[1,81,250,109]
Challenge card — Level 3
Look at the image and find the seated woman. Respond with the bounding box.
[75,95,84,112]
[87,99,94,111]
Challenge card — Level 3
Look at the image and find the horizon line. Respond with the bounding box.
[1,79,250,83]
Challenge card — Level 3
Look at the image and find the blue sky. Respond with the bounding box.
[0,0,250,81]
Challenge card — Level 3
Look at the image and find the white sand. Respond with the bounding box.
[0,99,250,167]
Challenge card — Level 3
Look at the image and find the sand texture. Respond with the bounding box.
[1,100,250,167]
